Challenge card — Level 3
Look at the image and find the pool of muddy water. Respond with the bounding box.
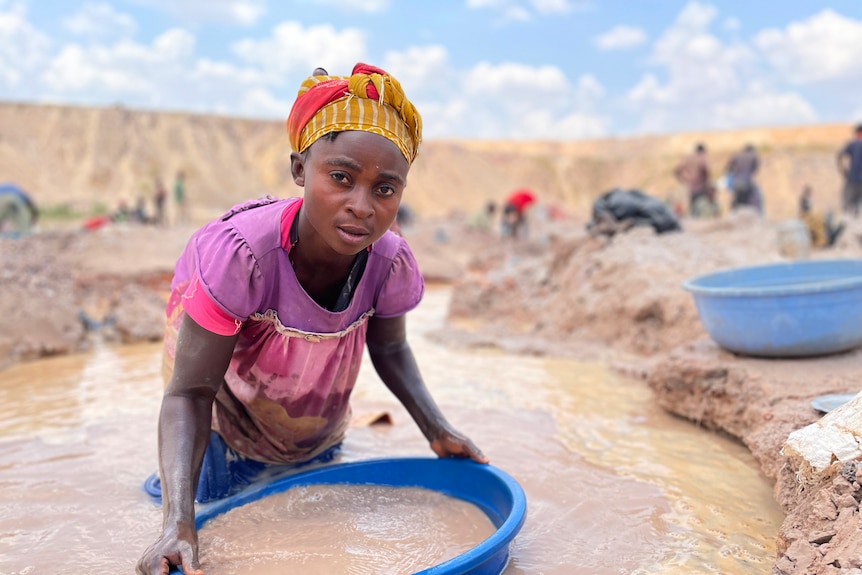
[201,484,497,574]
[0,287,783,574]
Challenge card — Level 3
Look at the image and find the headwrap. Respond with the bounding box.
[286,63,422,164]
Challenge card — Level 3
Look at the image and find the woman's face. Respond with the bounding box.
[291,131,409,257]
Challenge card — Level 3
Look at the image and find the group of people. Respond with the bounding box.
[799,122,862,248]
[115,170,188,226]
[671,124,862,250]
[468,188,538,240]
[673,142,763,218]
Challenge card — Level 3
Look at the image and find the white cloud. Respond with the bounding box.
[435,61,607,139]
[530,0,579,15]
[467,0,509,8]
[382,45,452,100]
[309,0,389,13]
[595,25,647,51]
[627,3,750,114]
[754,10,862,85]
[0,3,52,90]
[231,21,366,81]
[465,0,587,23]
[623,1,820,134]
[237,87,293,118]
[131,0,266,25]
[574,74,604,104]
[42,29,196,102]
[64,3,136,39]
[723,16,740,32]
[712,90,817,128]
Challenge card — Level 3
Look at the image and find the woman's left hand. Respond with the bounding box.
[429,424,489,464]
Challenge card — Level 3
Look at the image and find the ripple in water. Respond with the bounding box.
[200,484,497,574]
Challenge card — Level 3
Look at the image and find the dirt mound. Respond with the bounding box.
[448,211,808,358]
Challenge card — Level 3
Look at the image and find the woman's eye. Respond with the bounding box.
[330,172,349,184]
[377,185,396,197]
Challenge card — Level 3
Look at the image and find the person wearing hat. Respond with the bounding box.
[136,63,487,575]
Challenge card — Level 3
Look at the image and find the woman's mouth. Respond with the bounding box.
[336,225,370,246]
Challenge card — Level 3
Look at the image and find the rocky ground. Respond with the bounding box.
[3,209,862,573]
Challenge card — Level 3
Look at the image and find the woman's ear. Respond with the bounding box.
[290,151,306,186]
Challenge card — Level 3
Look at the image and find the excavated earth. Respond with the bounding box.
[4,208,862,574]
[4,103,862,573]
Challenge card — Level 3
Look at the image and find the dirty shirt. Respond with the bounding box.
[162,197,424,464]
[842,139,862,183]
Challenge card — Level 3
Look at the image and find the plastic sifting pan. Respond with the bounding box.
[683,259,862,357]
[168,457,527,575]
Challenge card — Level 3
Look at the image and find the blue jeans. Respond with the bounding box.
[143,431,340,503]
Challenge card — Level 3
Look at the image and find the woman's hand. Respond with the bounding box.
[428,422,489,464]
[136,521,204,575]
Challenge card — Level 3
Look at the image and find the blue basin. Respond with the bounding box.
[169,457,526,575]
[683,259,862,357]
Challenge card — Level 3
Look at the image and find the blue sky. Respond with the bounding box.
[2,0,861,140]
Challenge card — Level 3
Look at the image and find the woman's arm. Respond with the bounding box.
[366,314,488,464]
[137,315,239,575]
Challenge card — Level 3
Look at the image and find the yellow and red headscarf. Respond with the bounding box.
[287,63,422,164]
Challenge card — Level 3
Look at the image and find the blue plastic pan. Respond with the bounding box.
[167,457,527,575]
[684,259,862,357]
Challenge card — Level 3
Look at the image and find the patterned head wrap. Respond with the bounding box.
[287,63,422,164]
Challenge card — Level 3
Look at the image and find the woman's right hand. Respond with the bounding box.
[136,522,204,575]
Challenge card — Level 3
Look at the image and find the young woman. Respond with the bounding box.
[136,63,487,575]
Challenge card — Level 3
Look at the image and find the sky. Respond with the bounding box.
[2,0,862,140]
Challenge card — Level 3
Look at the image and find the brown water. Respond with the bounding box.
[201,484,496,574]
[0,287,783,574]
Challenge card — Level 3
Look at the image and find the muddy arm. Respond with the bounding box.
[366,314,488,464]
[137,315,238,575]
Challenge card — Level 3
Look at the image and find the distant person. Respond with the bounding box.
[837,124,862,217]
[674,143,718,218]
[0,183,38,237]
[469,201,497,232]
[153,175,167,226]
[799,185,844,248]
[133,196,149,224]
[135,63,486,575]
[726,144,762,214]
[111,198,133,223]
[173,170,189,225]
[501,188,536,239]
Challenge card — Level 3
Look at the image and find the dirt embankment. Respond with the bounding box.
[0,225,188,369]
[0,101,854,223]
[443,211,862,574]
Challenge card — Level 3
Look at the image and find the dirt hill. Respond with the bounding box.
[0,101,854,221]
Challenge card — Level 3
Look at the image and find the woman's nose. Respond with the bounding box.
[347,189,374,218]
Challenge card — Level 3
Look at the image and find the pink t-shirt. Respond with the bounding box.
[163,197,424,464]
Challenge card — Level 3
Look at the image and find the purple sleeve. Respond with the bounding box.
[373,237,425,318]
[192,220,265,321]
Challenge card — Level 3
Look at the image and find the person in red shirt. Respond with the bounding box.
[501,188,536,239]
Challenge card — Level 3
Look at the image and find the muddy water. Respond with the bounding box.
[201,485,497,574]
[0,287,783,574]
